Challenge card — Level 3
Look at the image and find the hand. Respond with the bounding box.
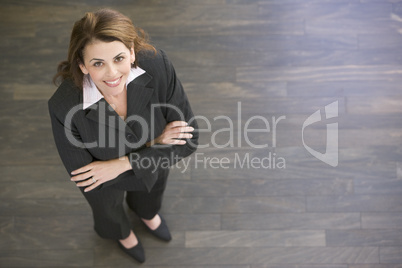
[147,121,194,146]
[70,156,131,192]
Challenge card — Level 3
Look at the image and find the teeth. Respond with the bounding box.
[105,78,120,85]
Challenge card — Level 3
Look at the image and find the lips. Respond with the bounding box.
[104,76,122,87]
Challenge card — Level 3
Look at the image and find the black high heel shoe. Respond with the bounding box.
[143,214,172,242]
[117,239,145,263]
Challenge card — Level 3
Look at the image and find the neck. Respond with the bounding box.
[103,86,127,101]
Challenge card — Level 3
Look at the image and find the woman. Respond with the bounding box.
[49,8,198,263]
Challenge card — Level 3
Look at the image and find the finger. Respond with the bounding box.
[71,171,93,182]
[76,176,99,187]
[84,181,100,192]
[171,139,186,145]
[174,132,193,139]
[71,163,93,175]
[165,126,194,135]
[167,121,188,128]
[173,126,194,133]
[161,133,192,144]
[76,178,96,187]
[184,126,195,133]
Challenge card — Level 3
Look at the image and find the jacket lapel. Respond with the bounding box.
[126,72,154,118]
[83,72,154,135]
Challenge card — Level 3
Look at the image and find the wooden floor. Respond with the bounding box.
[1,0,402,267]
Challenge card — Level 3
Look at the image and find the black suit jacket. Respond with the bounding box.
[48,50,198,192]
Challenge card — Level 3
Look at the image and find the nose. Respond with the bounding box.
[106,64,117,77]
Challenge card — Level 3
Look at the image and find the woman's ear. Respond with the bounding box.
[79,62,89,75]
[130,45,135,64]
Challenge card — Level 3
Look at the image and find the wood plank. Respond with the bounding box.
[190,96,346,116]
[347,96,402,114]
[395,3,402,15]
[169,49,402,67]
[380,247,402,263]
[168,164,192,180]
[362,0,402,3]
[123,4,259,22]
[194,112,402,130]
[0,231,98,250]
[176,66,236,83]
[306,19,402,35]
[95,248,254,266]
[358,34,402,49]
[349,265,402,268]
[250,247,379,264]
[0,23,36,38]
[194,127,402,149]
[185,147,397,181]
[162,214,222,231]
[307,195,402,212]
[237,65,402,83]
[188,155,396,181]
[152,34,357,52]
[13,215,92,233]
[0,182,81,199]
[362,213,402,229]
[144,20,304,36]
[229,0,359,3]
[221,213,361,230]
[124,247,377,265]
[0,198,89,216]
[163,196,305,213]
[165,178,353,197]
[0,101,49,118]
[184,82,287,100]
[185,230,326,247]
[0,37,68,57]
[0,228,184,251]
[0,58,59,85]
[0,5,86,24]
[0,216,14,232]
[13,83,56,100]
[0,165,68,183]
[0,85,14,100]
[327,230,402,246]
[252,265,348,268]
[137,266,249,268]
[0,116,62,165]
[258,3,392,20]
[287,81,402,97]
[0,249,93,267]
[354,178,402,195]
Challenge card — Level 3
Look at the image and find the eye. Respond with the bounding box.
[93,62,103,67]
[115,56,124,62]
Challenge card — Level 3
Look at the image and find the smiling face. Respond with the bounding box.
[79,40,135,98]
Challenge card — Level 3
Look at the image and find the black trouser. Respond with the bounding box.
[80,185,165,240]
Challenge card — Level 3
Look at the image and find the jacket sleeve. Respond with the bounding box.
[127,50,199,192]
[48,102,94,178]
[48,101,124,190]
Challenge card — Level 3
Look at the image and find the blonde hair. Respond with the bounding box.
[53,8,156,89]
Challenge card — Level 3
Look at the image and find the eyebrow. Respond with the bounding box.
[89,52,126,62]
